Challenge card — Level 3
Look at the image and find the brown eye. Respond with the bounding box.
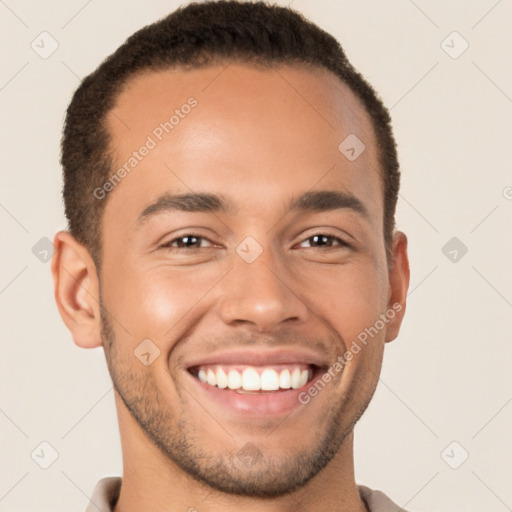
[299,234,349,249]
[161,234,212,251]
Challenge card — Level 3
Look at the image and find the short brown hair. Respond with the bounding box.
[61,0,400,266]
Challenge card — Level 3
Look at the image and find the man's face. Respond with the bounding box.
[98,63,404,496]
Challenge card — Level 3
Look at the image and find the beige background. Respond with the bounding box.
[1,1,511,511]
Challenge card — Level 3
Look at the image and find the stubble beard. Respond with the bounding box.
[99,302,375,497]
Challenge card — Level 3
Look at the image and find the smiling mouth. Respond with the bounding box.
[188,364,319,393]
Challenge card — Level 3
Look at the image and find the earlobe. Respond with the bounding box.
[385,231,410,343]
[51,231,103,348]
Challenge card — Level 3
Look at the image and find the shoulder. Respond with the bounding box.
[358,484,413,512]
[85,476,122,512]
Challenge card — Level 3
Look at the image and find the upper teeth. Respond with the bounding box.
[196,366,311,391]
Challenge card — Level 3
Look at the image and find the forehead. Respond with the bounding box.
[109,63,375,148]
[103,63,382,229]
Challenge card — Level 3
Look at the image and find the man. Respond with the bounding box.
[52,1,410,511]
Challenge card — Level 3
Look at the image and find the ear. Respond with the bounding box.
[385,231,410,343]
[51,231,103,348]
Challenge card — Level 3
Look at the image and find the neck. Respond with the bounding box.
[112,392,368,512]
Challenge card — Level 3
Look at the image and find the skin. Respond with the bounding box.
[52,63,409,512]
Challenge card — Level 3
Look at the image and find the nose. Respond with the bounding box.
[218,245,310,332]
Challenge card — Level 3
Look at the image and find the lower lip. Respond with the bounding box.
[185,368,322,417]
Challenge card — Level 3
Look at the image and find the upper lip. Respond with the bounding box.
[184,347,330,369]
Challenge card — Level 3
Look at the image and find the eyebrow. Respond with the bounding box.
[136,189,369,225]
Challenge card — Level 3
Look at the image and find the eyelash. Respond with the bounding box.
[160,232,350,252]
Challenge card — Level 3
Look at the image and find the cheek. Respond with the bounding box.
[331,264,389,382]
[103,261,221,342]
[102,243,389,354]
[309,259,389,339]
[306,259,389,392]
